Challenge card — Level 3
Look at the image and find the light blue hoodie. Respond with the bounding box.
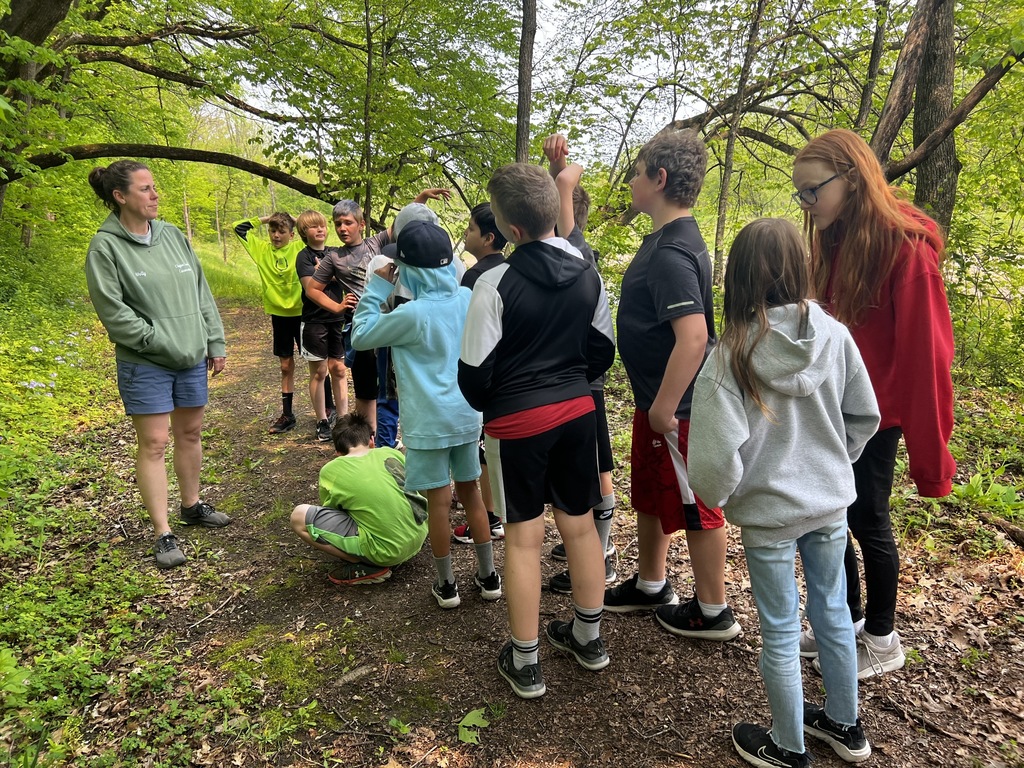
[351,262,481,450]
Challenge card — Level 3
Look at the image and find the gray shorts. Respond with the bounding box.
[303,504,364,560]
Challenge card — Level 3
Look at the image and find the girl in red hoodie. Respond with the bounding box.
[791,129,956,680]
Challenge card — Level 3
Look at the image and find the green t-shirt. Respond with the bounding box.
[318,447,428,566]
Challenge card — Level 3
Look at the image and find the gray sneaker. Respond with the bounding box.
[180,501,232,527]
[154,532,186,569]
[545,619,609,671]
[497,642,545,699]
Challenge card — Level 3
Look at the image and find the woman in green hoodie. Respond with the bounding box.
[86,160,232,570]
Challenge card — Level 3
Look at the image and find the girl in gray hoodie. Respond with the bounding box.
[687,219,879,768]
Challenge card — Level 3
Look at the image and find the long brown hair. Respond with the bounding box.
[794,129,944,326]
[720,218,810,417]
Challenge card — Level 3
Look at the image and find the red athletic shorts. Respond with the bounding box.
[630,409,724,535]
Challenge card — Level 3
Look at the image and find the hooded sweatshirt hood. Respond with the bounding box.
[750,302,839,398]
[507,237,588,290]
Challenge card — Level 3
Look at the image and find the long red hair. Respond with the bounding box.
[794,129,945,326]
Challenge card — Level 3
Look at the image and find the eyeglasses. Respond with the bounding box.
[792,173,843,206]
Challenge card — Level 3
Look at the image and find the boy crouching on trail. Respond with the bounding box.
[290,413,428,585]
[459,163,616,699]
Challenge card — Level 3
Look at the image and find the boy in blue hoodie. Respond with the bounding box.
[351,220,500,609]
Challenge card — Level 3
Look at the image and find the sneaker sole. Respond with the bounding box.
[604,594,679,614]
[433,590,461,609]
[655,612,743,641]
[475,578,502,601]
[546,630,610,671]
[804,723,872,762]
[328,569,392,586]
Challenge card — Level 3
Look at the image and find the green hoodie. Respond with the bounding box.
[232,217,303,316]
[86,214,226,370]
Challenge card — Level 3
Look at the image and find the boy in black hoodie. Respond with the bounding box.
[459,163,615,699]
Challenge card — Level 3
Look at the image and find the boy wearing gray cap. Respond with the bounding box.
[351,220,500,609]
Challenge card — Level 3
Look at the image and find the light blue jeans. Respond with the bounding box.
[743,520,859,754]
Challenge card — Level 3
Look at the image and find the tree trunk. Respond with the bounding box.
[712,0,767,283]
[854,0,890,130]
[516,0,537,163]
[0,0,73,82]
[870,0,939,163]
[912,0,959,231]
[183,188,193,243]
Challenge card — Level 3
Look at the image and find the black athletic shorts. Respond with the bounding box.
[271,314,301,358]
[484,411,601,523]
[301,321,346,362]
[351,348,378,401]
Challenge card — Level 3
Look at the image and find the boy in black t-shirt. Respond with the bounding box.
[607,130,741,642]
[295,210,351,442]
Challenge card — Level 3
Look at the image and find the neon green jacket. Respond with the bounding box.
[232,217,303,316]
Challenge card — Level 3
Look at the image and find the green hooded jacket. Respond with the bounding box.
[85,214,226,370]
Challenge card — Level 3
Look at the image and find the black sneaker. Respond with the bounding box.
[474,571,502,601]
[733,723,811,768]
[551,541,615,562]
[180,501,232,527]
[497,642,545,699]
[604,574,679,613]
[154,532,186,569]
[431,580,460,609]
[803,703,871,762]
[655,595,742,641]
[269,413,297,434]
[545,619,609,671]
[548,554,618,594]
[316,419,332,442]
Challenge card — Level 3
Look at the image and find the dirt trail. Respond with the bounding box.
[108,304,1024,768]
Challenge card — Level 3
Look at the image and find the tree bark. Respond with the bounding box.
[516,0,537,163]
[8,143,342,203]
[870,0,940,163]
[0,0,73,81]
[712,0,767,283]
[912,0,959,230]
[854,0,890,130]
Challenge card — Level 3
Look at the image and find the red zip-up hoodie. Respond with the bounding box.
[825,216,956,497]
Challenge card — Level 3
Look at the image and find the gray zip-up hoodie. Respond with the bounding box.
[86,214,226,370]
[688,302,880,547]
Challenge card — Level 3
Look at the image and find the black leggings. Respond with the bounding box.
[845,426,902,636]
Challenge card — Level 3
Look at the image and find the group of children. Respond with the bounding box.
[226,125,955,768]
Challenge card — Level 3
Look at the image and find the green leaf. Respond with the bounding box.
[457,707,489,744]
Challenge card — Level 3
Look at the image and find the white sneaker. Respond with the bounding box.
[799,626,819,658]
[855,632,906,680]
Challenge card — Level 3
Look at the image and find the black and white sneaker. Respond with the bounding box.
[548,554,618,594]
[474,571,502,601]
[431,580,460,609]
[545,619,609,671]
[316,419,332,442]
[180,501,232,527]
[803,703,871,762]
[655,595,742,641]
[497,642,545,699]
[732,723,811,768]
[604,574,678,613]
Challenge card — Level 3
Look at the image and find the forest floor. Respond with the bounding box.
[80,304,1024,767]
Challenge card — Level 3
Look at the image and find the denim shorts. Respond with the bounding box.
[116,359,208,415]
[404,440,481,492]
